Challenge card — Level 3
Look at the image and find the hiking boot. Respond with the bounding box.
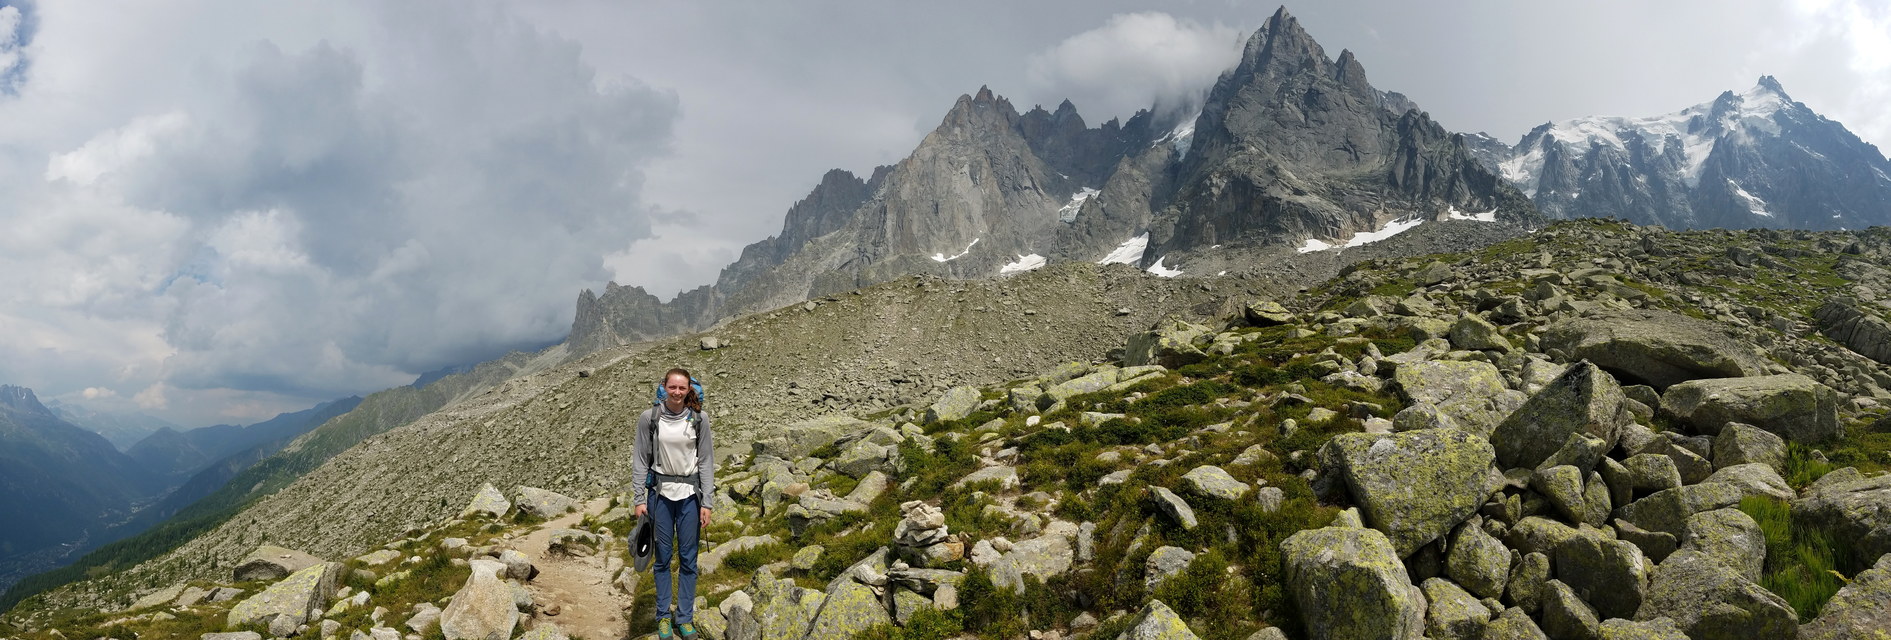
[657,618,674,639]
[678,622,698,638]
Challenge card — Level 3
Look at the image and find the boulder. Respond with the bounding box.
[1483,607,1550,640]
[926,386,982,424]
[406,603,443,634]
[1634,550,1797,639]
[1813,297,1891,365]
[495,549,536,582]
[951,465,1019,491]
[1254,486,1285,514]
[233,545,324,583]
[1540,580,1600,640]
[547,529,601,557]
[1124,317,1213,368]
[750,414,871,460]
[1243,300,1296,327]
[1504,517,1580,558]
[1552,528,1649,620]
[1613,519,1679,563]
[1621,454,1683,494]
[1504,552,1550,614]
[1149,487,1198,530]
[831,440,890,478]
[461,483,511,519]
[1445,519,1510,599]
[1661,374,1840,442]
[1145,546,1195,591]
[1793,468,1891,566]
[1421,578,1491,640]
[1801,553,1891,640]
[1180,465,1250,501]
[1701,463,1793,502]
[1490,361,1633,469]
[1581,471,1613,527]
[699,535,779,575]
[511,486,577,518]
[439,560,518,640]
[1711,423,1787,471]
[726,568,824,640]
[1320,429,1497,557]
[1536,433,1609,475]
[1451,314,1513,352]
[1392,360,1511,437]
[1531,465,1588,525]
[1616,483,1744,538]
[1539,309,1770,390]
[802,549,891,639]
[1596,618,1689,640]
[990,523,1077,591]
[129,583,187,612]
[202,633,263,640]
[1280,526,1426,640]
[1116,600,1202,640]
[226,561,340,629]
[1679,509,1766,582]
[1041,370,1119,408]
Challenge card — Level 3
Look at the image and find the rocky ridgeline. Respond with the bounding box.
[10,218,1891,640]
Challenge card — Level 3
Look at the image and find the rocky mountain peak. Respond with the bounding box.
[0,384,52,419]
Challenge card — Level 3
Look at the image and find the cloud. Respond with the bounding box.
[0,0,679,423]
[1784,0,1891,145]
[0,3,25,94]
[1026,12,1245,123]
[80,387,114,399]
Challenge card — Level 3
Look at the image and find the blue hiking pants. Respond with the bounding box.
[652,493,701,624]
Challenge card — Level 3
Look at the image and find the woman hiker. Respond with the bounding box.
[631,368,715,639]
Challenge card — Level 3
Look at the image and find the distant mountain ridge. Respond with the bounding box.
[42,403,180,452]
[0,386,158,591]
[570,7,1533,355]
[1472,76,1891,230]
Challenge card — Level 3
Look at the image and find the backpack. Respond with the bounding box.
[644,377,705,490]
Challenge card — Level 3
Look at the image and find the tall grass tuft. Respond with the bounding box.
[1739,496,1846,621]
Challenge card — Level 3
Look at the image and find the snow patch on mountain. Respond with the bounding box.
[1097,233,1148,265]
[1507,80,1795,192]
[1154,112,1200,159]
[1059,188,1100,223]
[999,253,1047,274]
[931,238,979,262]
[1447,206,1498,222]
[1728,180,1773,218]
[1145,257,1183,278]
[1297,215,1425,253]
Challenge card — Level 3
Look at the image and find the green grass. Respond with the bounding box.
[851,608,964,640]
[1740,496,1848,622]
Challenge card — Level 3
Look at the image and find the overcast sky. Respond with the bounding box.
[0,0,1884,427]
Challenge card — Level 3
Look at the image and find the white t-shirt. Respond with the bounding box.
[654,412,699,501]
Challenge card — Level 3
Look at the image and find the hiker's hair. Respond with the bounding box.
[664,368,703,413]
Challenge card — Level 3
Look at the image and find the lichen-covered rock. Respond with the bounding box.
[1492,362,1632,469]
[1445,518,1510,599]
[1792,468,1891,567]
[1392,360,1511,437]
[1505,517,1581,558]
[233,545,325,583]
[831,440,890,478]
[1320,429,1497,556]
[1711,423,1787,471]
[1552,528,1649,620]
[1616,483,1743,538]
[1243,300,1295,327]
[1801,553,1891,640]
[1634,550,1797,639]
[1613,519,1680,563]
[991,523,1077,591]
[1149,487,1198,530]
[725,568,824,640]
[1537,432,1610,475]
[1116,599,1201,640]
[802,549,891,640]
[1621,454,1683,493]
[511,486,577,518]
[1581,471,1612,527]
[699,535,779,575]
[1144,546,1195,591]
[1180,465,1250,501]
[951,465,1020,490]
[547,529,601,557]
[227,561,340,629]
[1539,309,1769,390]
[1698,463,1792,502]
[1532,465,1588,525]
[1504,552,1550,614]
[1679,509,1766,582]
[1597,618,1689,640]
[1124,317,1212,368]
[1280,526,1425,640]
[1661,373,1840,442]
[438,560,517,640]
[1451,313,1513,352]
[1421,578,1491,640]
[925,386,982,424]
[1482,607,1550,640]
[461,483,511,518]
[1540,579,1600,640]
[202,632,263,640]
[750,414,871,460]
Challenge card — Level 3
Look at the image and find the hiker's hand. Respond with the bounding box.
[634,504,647,518]
[700,507,712,526]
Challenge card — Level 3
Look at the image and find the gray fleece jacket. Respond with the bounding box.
[629,406,715,509]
